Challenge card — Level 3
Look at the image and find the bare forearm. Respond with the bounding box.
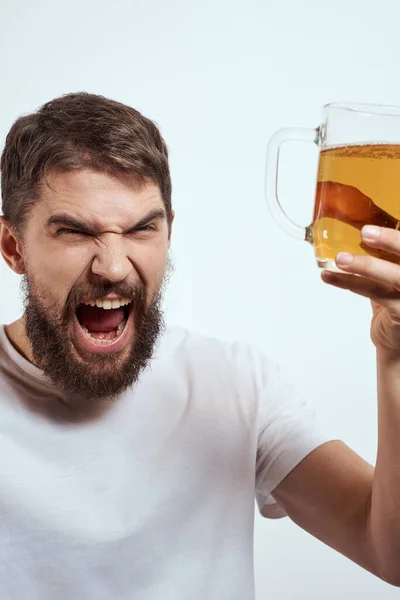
[369,350,400,584]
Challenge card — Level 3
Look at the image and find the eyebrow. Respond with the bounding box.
[46,208,167,234]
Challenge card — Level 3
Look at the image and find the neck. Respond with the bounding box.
[5,317,35,364]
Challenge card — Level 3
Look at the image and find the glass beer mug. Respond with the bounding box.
[266,102,400,270]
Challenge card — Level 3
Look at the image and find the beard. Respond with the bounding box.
[21,260,172,403]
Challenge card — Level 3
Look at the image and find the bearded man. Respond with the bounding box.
[0,92,400,599]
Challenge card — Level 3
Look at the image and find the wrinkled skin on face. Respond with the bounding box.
[0,169,174,403]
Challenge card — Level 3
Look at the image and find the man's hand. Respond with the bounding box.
[322,225,400,354]
[272,226,400,587]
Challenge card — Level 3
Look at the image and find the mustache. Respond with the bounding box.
[21,254,175,328]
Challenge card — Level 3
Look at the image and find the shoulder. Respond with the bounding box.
[155,325,273,392]
[157,325,257,361]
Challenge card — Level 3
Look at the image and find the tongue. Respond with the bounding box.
[78,305,125,332]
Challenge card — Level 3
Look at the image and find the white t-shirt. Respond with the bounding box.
[0,324,333,600]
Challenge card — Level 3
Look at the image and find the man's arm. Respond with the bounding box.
[271,351,400,588]
[270,224,400,587]
[271,441,380,578]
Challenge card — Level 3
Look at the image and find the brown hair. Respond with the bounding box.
[1,92,172,236]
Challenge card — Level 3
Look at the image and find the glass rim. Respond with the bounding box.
[324,101,400,117]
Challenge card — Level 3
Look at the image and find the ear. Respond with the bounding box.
[0,217,25,275]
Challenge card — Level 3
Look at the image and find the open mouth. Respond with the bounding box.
[74,297,133,351]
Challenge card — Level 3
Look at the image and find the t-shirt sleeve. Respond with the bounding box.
[254,352,337,519]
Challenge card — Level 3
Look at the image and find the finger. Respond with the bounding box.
[335,250,400,292]
[361,225,400,256]
[321,270,400,309]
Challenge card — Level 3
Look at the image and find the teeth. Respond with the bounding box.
[81,317,127,344]
[83,297,131,310]
[117,321,125,335]
[102,300,112,310]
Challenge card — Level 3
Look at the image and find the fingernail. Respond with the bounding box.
[336,252,354,266]
[362,225,381,241]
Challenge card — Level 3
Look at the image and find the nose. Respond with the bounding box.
[90,235,132,283]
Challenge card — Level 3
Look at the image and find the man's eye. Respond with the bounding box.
[56,225,157,236]
[56,229,89,236]
[135,224,157,233]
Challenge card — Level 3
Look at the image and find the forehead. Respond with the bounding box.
[37,169,164,227]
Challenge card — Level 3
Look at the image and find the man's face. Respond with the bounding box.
[15,169,172,401]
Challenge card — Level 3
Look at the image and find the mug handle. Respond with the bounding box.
[265,127,320,241]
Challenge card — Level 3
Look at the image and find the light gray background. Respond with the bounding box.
[1,0,398,598]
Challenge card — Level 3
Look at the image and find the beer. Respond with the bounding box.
[310,144,400,267]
